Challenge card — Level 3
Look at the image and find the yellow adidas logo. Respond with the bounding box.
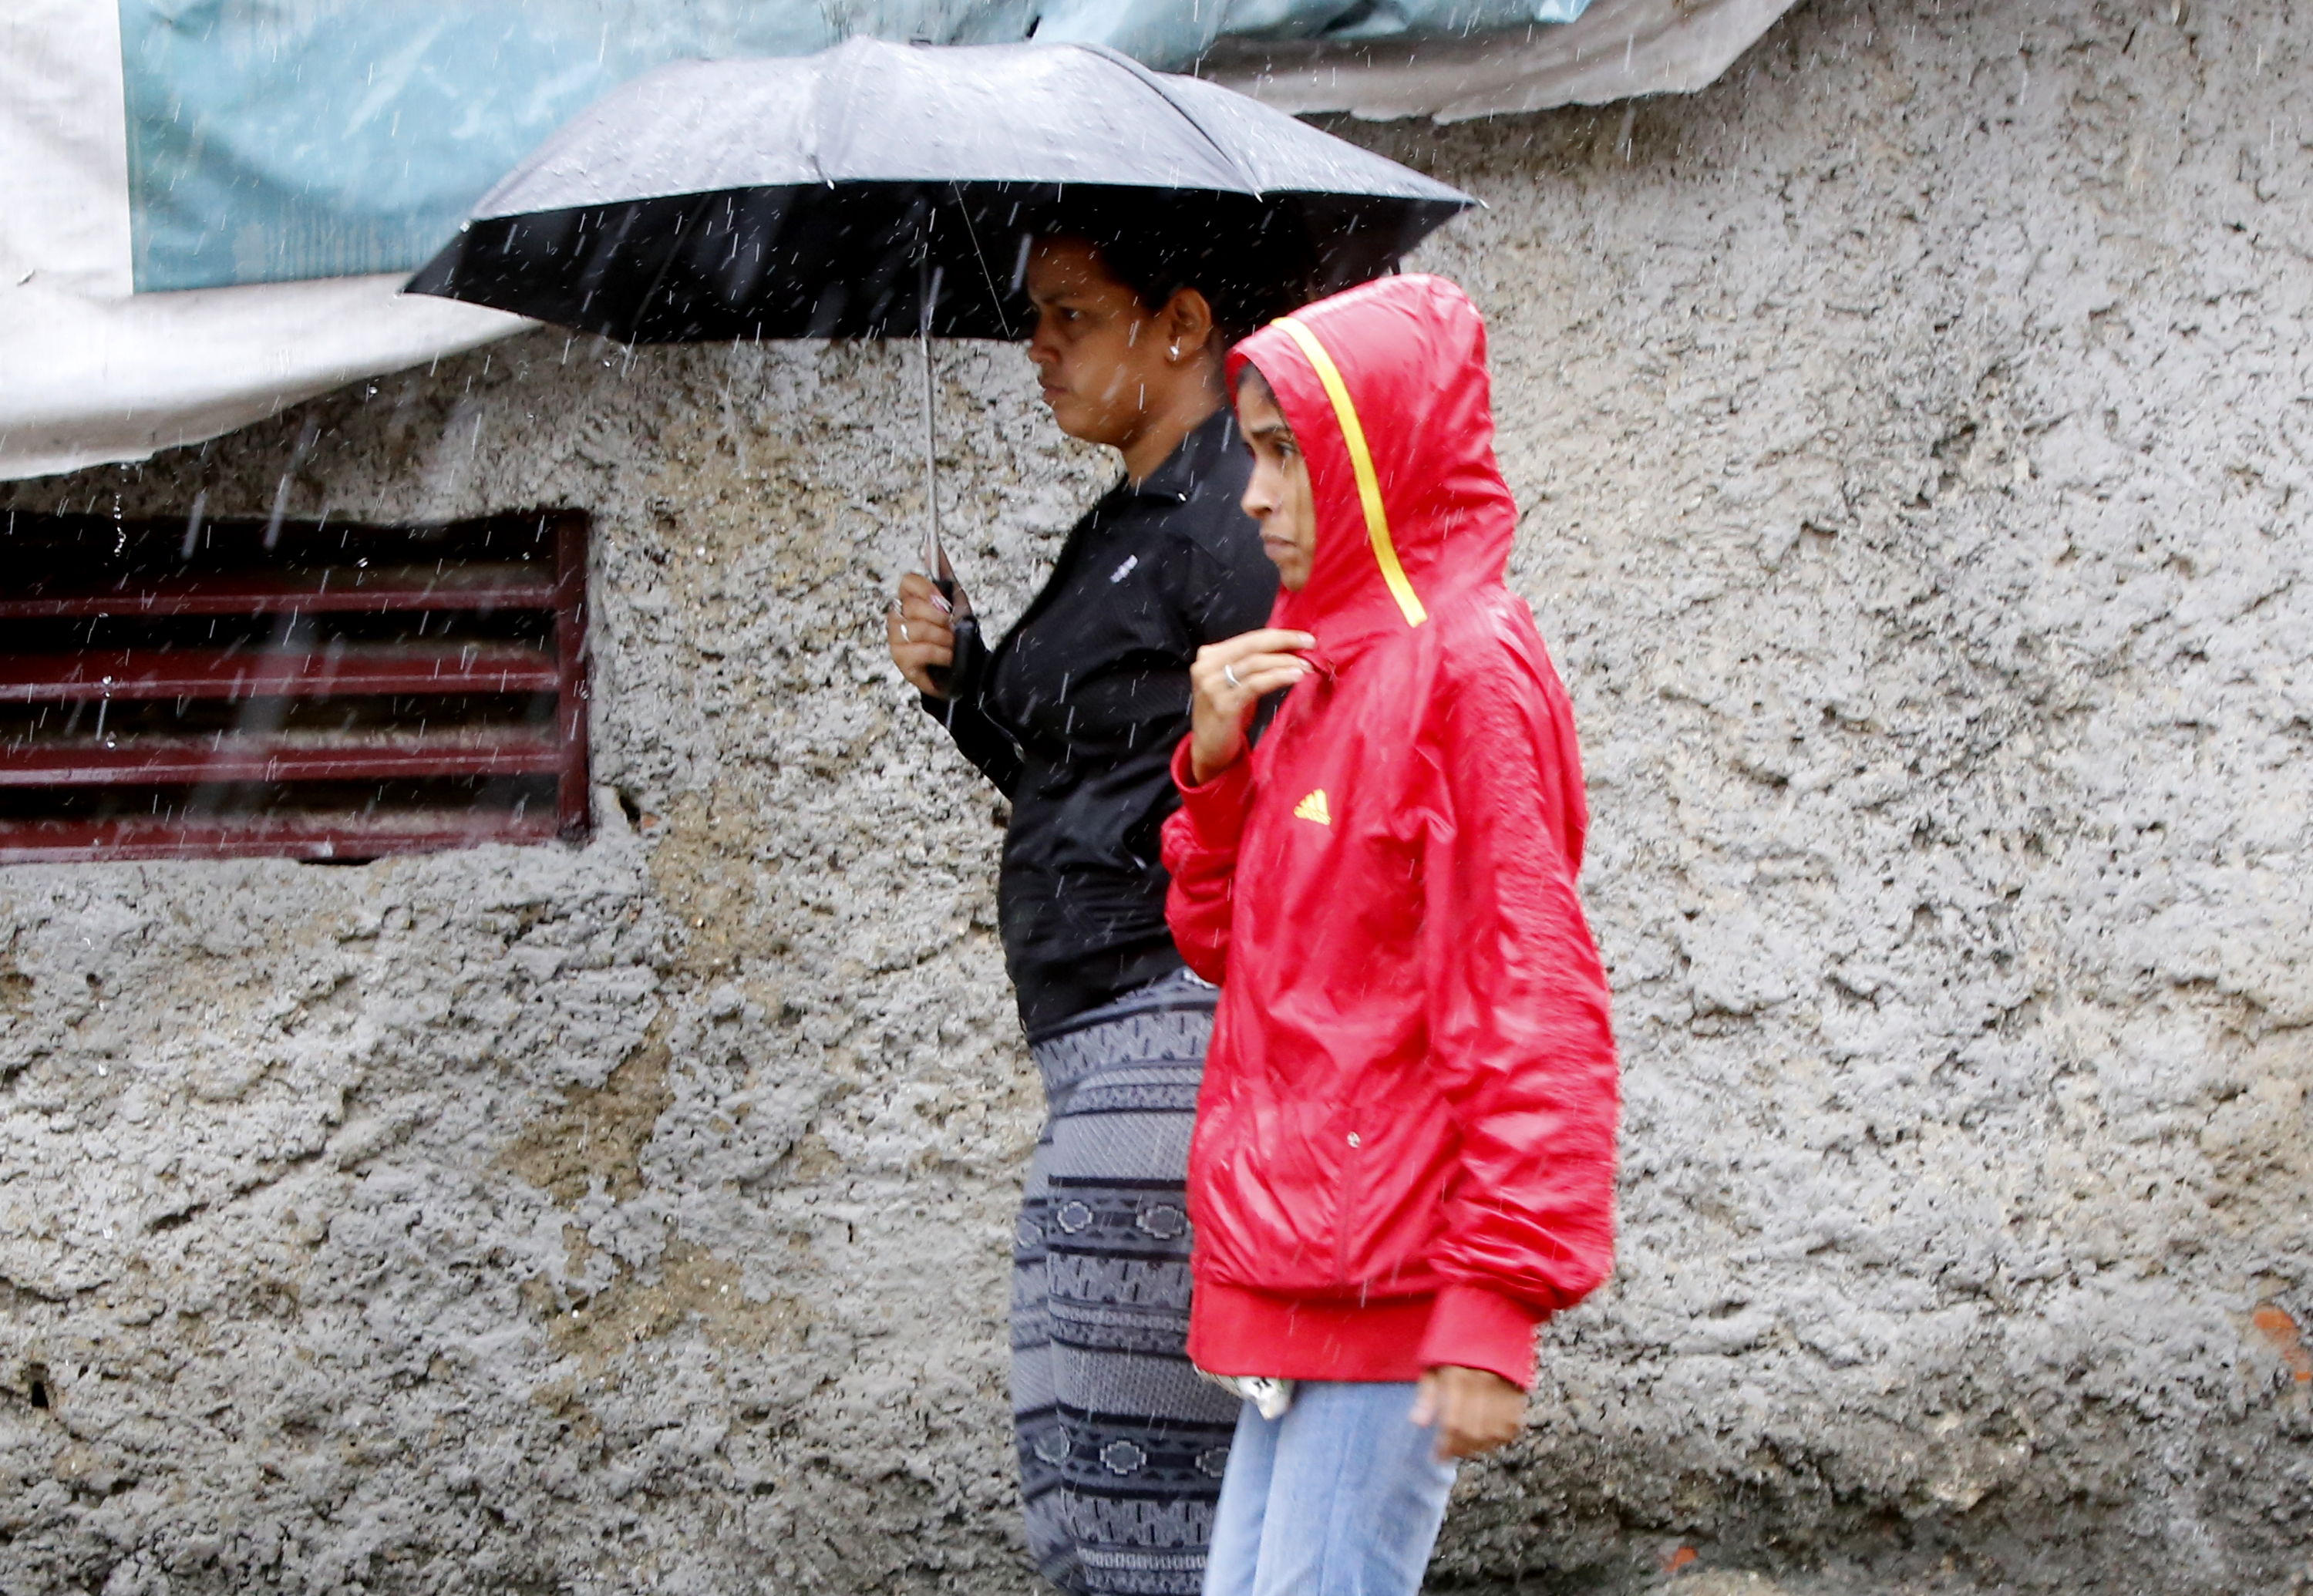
[1292,790,1332,826]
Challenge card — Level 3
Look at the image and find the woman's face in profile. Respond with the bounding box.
[1024,237,1177,448]
[1234,367,1315,591]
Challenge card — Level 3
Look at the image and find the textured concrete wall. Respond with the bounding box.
[5,2,2312,1591]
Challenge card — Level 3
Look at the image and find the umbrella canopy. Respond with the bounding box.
[404,39,1474,342]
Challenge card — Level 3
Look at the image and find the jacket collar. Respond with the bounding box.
[1120,404,1240,506]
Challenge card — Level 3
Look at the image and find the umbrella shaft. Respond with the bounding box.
[917,261,964,702]
[921,263,945,590]
[922,325,941,576]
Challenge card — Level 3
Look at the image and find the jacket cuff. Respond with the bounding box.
[1170,735,1254,844]
[1416,1284,1546,1391]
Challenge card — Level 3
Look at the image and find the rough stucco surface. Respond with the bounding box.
[4,2,2311,1591]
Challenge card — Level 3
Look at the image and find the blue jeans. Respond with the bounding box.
[1203,1382,1457,1596]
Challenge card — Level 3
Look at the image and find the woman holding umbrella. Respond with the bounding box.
[406,36,1472,1591]
[885,224,1282,1596]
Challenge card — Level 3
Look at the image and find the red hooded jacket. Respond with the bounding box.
[1162,275,1618,1390]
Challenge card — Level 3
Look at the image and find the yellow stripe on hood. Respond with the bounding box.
[1272,315,1428,628]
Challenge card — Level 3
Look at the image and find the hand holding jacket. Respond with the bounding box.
[1185,628,1313,785]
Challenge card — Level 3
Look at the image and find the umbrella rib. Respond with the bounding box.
[948,183,1012,340]
[1072,45,1264,197]
[807,39,850,187]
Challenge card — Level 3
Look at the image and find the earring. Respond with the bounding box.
[1168,343,1181,360]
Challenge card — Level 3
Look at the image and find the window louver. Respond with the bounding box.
[0,508,590,863]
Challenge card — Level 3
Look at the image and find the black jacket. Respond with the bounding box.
[925,408,1277,1035]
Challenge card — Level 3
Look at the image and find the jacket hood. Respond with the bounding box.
[1228,274,1517,664]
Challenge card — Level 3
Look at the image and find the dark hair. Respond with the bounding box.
[1050,204,1320,344]
[1231,360,1278,406]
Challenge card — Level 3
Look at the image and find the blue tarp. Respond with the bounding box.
[119,0,1590,293]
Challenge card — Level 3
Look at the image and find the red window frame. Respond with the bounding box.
[0,507,590,863]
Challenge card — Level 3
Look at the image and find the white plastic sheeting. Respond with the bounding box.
[1205,0,1801,120]
[2,0,1793,483]
[0,0,527,482]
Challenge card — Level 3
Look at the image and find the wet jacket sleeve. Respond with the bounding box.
[1412,654,1619,1389]
[916,622,1023,797]
[1160,737,1254,984]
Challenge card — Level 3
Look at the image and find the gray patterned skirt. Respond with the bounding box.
[1012,969,1242,1596]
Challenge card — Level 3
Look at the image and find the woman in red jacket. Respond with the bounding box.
[1162,274,1619,1594]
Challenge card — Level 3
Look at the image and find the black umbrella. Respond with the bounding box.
[405,38,1473,639]
[405,39,1472,341]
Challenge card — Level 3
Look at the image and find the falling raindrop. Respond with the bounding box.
[180,490,207,560]
[265,418,322,551]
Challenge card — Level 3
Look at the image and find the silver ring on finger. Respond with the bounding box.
[901,622,911,642]
[1224,663,1241,689]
